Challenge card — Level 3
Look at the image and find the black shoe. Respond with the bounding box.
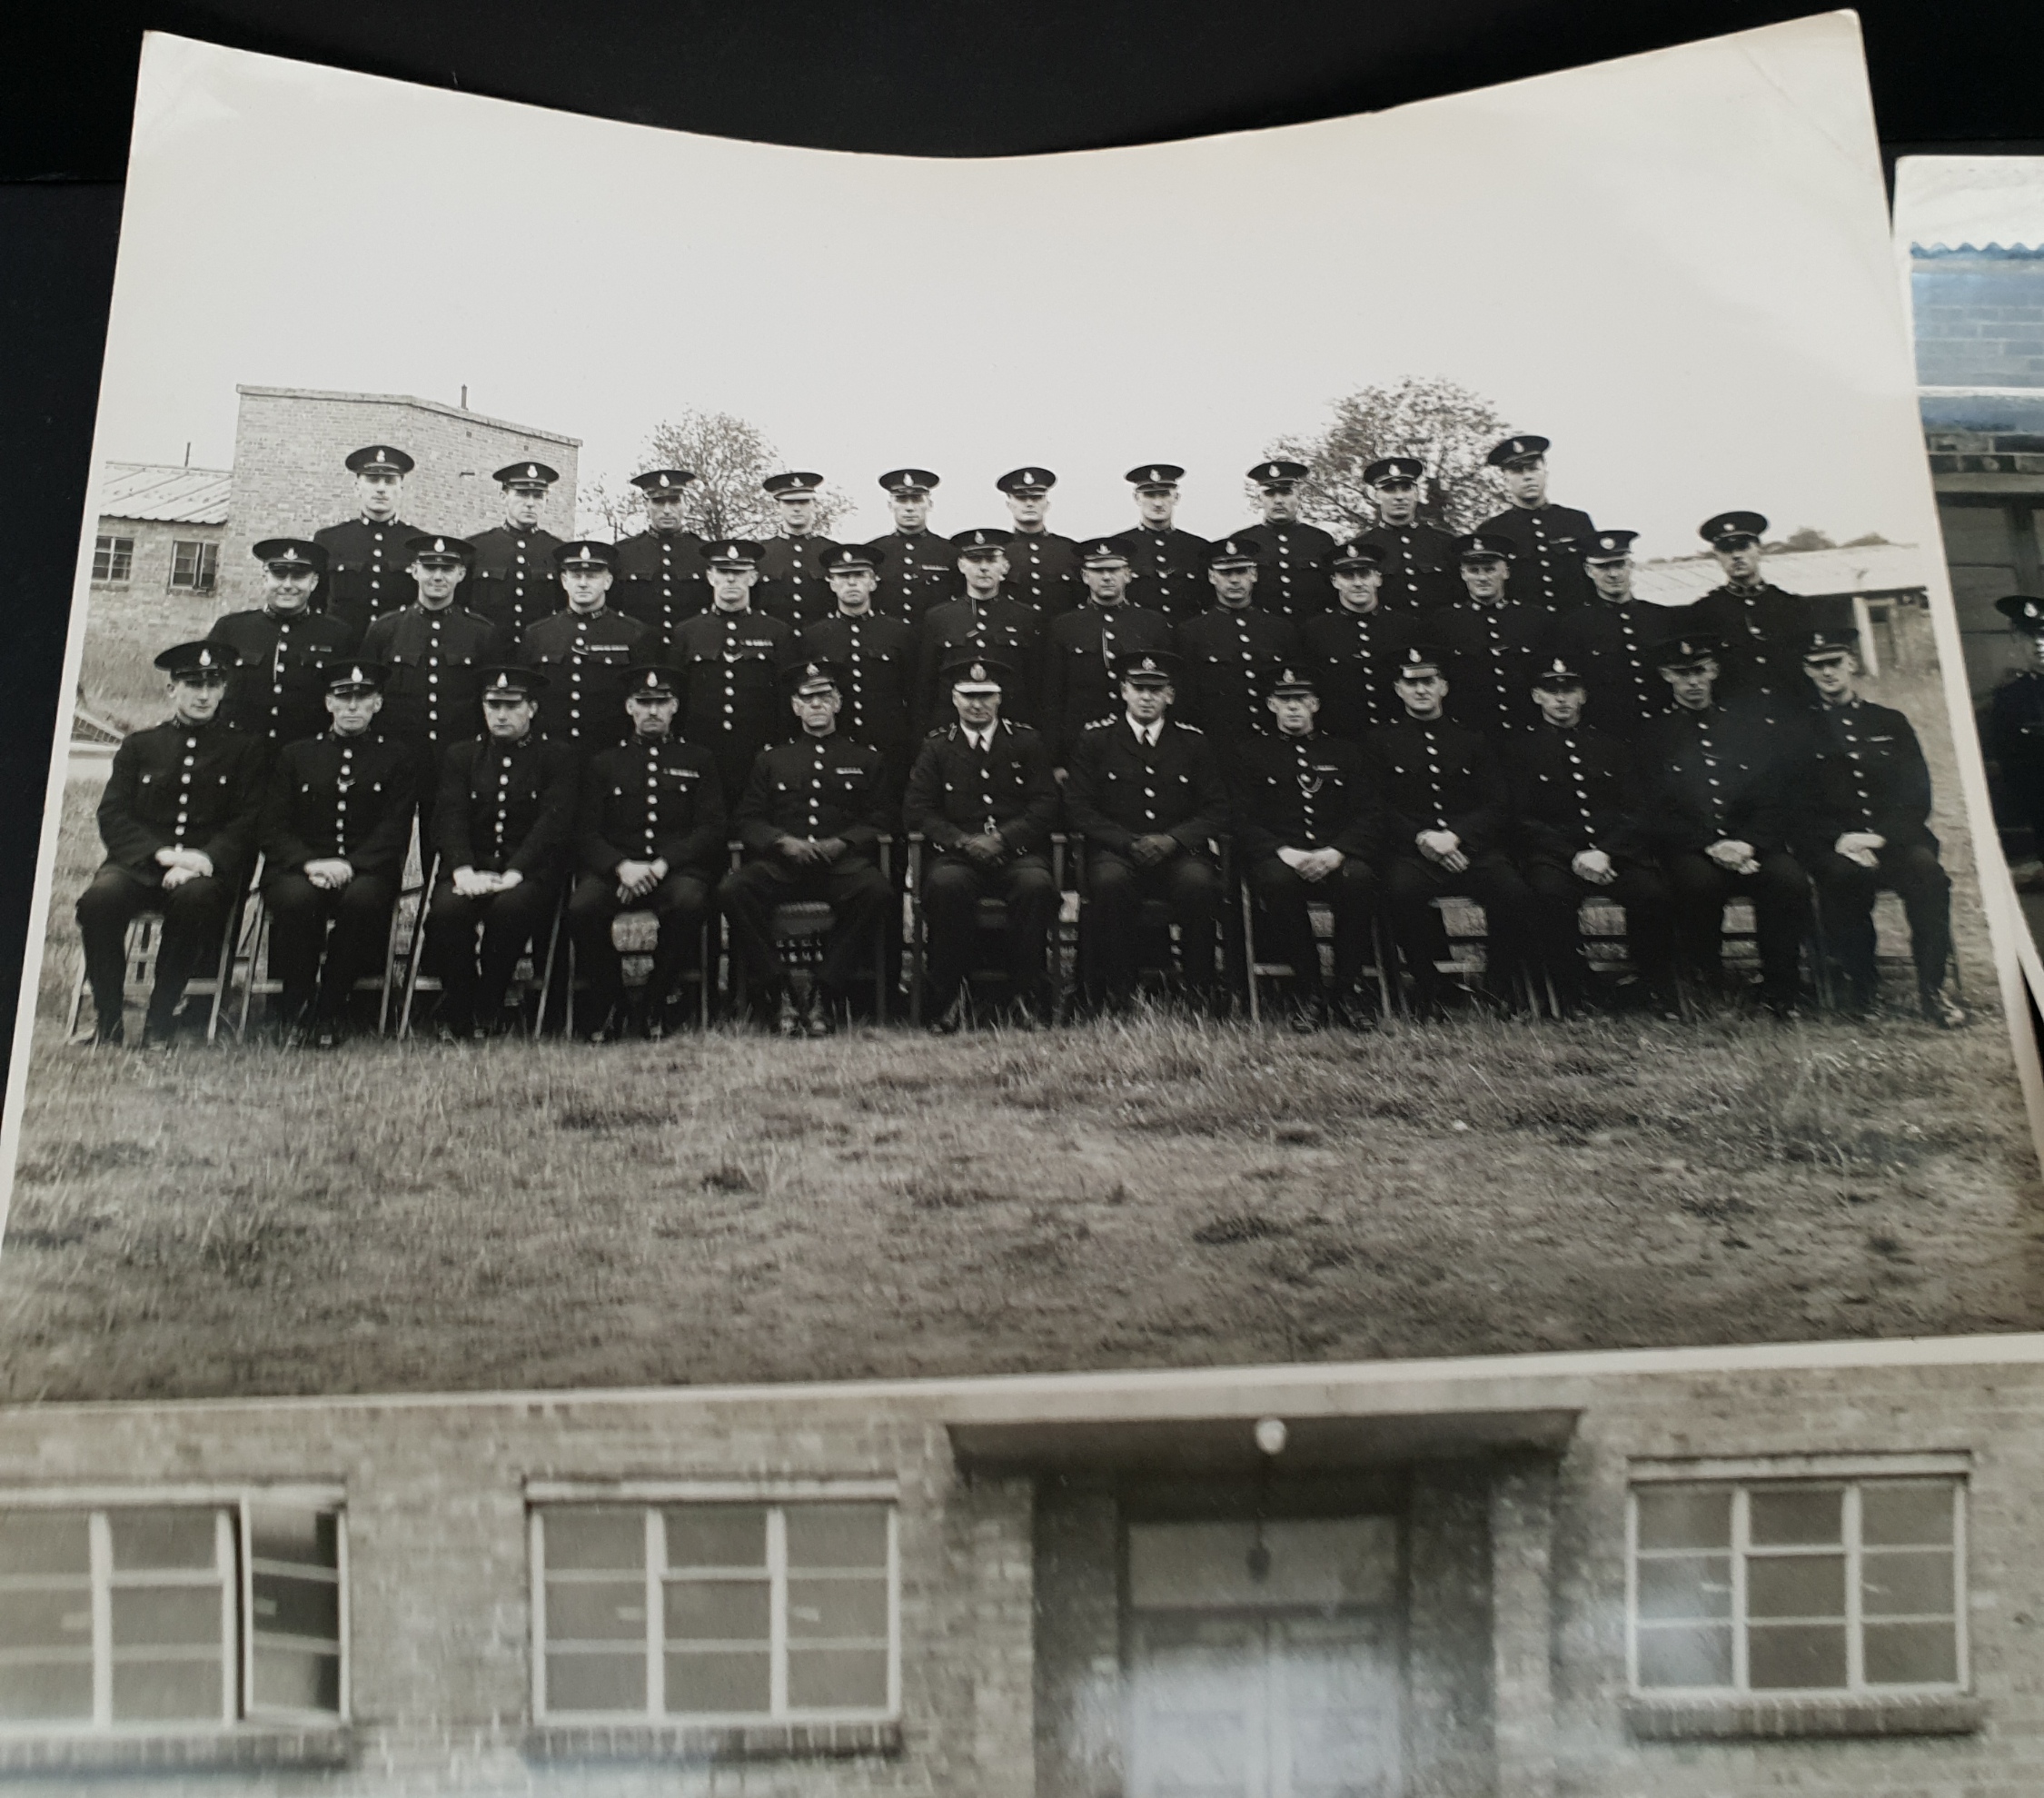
[927,990,965,1036]
[1330,989,1375,1032]
[1763,992,1802,1023]
[1290,994,1328,1034]
[776,990,803,1038]
[1920,985,1970,1029]
[89,1015,124,1048]
[804,988,838,1038]
[140,1022,178,1053]
[313,1019,343,1049]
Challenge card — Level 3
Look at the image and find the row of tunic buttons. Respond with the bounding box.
[174,733,198,840]
[332,742,354,851]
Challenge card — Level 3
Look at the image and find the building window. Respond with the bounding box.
[169,541,219,593]
[533,1501,897,1723]
[0,1498,345,1731]
[92,535,134,584]
[1629,1477,1964,1697]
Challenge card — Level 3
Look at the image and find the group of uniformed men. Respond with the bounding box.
[76,435,1971,1045]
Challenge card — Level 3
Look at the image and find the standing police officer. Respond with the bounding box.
[1041,538,1176,770]
[1988,593,2044,881]
[1110,464,1211,620]
[1176,538,1300,742]
[671,540,799,804]
[1232,460,1335,620]
[864,469,955,624]
[1476,434,1596,613]
[804,543,918,779]
[758,472,839,631]
[916,528,1046,728]
[468,462,567,646]
[614,469,707,652]
[1301,540,1404,742]
[1433,532,1546,743]
[1354,457,1459,612]
[1548,530,1674,744]
[519,540,650,752]
[207,539,354,754]
[314,444,422,647]
[997,467,1083,616]
[1672,511,1813,724]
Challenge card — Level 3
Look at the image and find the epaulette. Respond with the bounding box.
[1081,716,1116,731]
[1173,720,1204,734]
[926,724,953,740]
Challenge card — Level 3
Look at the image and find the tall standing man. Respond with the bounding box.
[1110,464,1211,620]
[1476,434,1596,614]
[314,444,422,647]
[1301,540,1404,742]
[1232,460,1335,620]
[468,462,567,647]
[864,469,955,624]
[1988,593,2044,883]
[1176,538,1300,742]
[613,469,706,653]
[804,543,918,779]
[1672,511,1812,722]
[1431,532,1546,743]
[207,539,353,754]
[519,540,650,752]
[671,540,799,806]
[916,528,1046,728]
[758,472,839,631]
[1354,457,1458,612]
[997,467,1083,616]
[1042,538,1176,769]
[1549,530,1675,744]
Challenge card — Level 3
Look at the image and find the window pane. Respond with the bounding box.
[109,1509,218,1571]
[0,1511,90,1576]
[0,1662,93,1722]
[1748,1489,1842,1546]
[250,1506,340,1570]
[663,1578,769,1642]
[664,1649,770,1714]
[0,1587,94,1650]
[1636,1555,1731,1622]
[545,1652,646,1714]
[253,1569,340,1643]
[112,1585,223,1649]
[253,1644,342,1714]
[663,1505,766,1570]
[1634,1489,1731,1551]
[1748,1623,1848,1689]
[543,1508,644,1573]
[1862,1549,1955,1617]
[1861,1484,1956,1547]
[1863,1621,1960,1686]
[545,1578,648,1642]
[1747,1554,1845,1620]
[1635,1624,1732,1688]
[113,1658,223,1722]
[787,1575,888,1640]
[786,1505,889,1570]
[787,1647,889,1710]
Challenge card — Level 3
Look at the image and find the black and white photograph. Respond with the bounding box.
[4,18,2042,1408]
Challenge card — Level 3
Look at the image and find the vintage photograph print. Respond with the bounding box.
[4,19,2041,1402]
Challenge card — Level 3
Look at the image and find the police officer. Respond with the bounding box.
[1232,666,1377,1029]
[997,467,1083,617]
[1636,634,1811,1018]
[1064,651,1231,1014]
[720,661,895,1037]
[1363,643,1533,1018]
[468,462,568,645]
[614,469,707,651]
[1354,457,1458,612]
[1987,594,2044,880]
[569,665,727,1041]
[313,444,422,646]
[1232,460,1335,619]
[670,539,799,803]
[864,469,955,624]
[1176,538,1301,742]
[1301,540,1404,742]
[1433,532,1546,742]
[902,653,1062,1031]
[1110,464,1211,620]
[1548,530,1676,744]
[1798,628,1967,1026]
[1041,538,1176,769]
[758,472,839,631]
[206,539,353,753]
[519,540,650,751]
[1672,512,1813,721]
[1475,434,1596,613]
[916,528,1045,728]
[75,641,265,1046]
[804,543,918,778]
[1508,655,1675,1017]
[424,667,579,1040]
[257,659,416,1046]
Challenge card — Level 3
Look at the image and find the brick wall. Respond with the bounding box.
[87,516,223,600]
[1912,251,2044,390]
[217,387,580,611]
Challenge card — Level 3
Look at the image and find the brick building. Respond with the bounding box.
[217,387,580,610]
[89,462,231,602]
[0,1341,2037,1794]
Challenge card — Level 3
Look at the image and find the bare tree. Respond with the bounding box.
[1265,375,1517,537]
[586,411,857,541]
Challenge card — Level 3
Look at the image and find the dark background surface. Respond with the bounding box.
[3,1,2042,1095]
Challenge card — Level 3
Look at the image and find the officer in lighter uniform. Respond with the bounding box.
[1476,434,1596,614]
[1041,537,1176,769]
[915,528,1046,728]
[257,660,416,1046]
[902,653,1062,1031]
[997,467,1083,616]
[864,469,955,624]
[1987,593,2044,882]
[1549,530,1674,744]
[519,540,650,751]
[671,540,799,805]
[1355,457,1458,612]
[1300,540,1403,742]
[468,462,567,646]
[1110,464,1211,620]
[1432,531,1547,742]
[206,539,353,753]
[803,543,917,779]
[314,444,423,646]
[75,641,266,1046]
[614,469,707,652]
[759,472,839,631]
[569,665,727,1041]
[1176,538,1300,742]
[1232,460,1335,619]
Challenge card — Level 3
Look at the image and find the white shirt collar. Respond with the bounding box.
[1126,715,1160,747]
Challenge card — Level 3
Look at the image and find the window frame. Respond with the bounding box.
[92,534,135,585]
[169,539,220,594]
[1625,1461,1968,1704]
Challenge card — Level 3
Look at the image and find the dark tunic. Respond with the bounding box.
[902,719,1061,853]
[1231,730,1373,859]
[1002,531,1084,617]
[803,612,918,766]
[915,595,1045,728]
[94,717,266,879]
[670,607,799,794]
[1108,524,1212,621]
[1474,502,1598,612]
[1805,698,1937,853]
[205,607,356,750]
[432,731,580,879]
[1231,521,1337,619]
[1637,702,1802,858]
[1300,606,1405,742]
[1361,715,1505,856]
[1987,667,2044,837]
[1354,519,1460,612]
[578,735,727,877]
[758,534,841,631]
[864,529,958,624]
[736,732,891,859]
[613,528,708,650]
[312,515,425,646]
[259,730,417,884]
[518,606,651,750]
[357,603,505,753]
[1666,582,1815,717]
[467,524,567,646]
[1175,605,1302,743]
[1548,599,1682,743]
[1507,720,1648,863]
[1063,716,1230,852]
[1041,602,1177,762]
[1427,601,1551,743]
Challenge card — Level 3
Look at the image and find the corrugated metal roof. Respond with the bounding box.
[98,461,232,525]
[1633,542,1929,607]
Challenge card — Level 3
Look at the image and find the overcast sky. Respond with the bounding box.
[92,14,1935,558]
[1894,155,2044,253]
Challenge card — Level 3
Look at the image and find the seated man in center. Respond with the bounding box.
[902,653,1062,1033]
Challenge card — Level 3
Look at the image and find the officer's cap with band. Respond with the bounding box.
[493,461,560,490]
[631,469,696,493]
[1531,655,1587,690]
[252,537,329,574]
[762,471,824,498]
[1996,594,2044,631]
[1112,650,1183,685]
[154,641,243,680]
[822,543,885,574]
[1325,540,1386,571]
[1206,537,1263,570]
[939,652,1013,692]
[1393,643,1448,680]
[1125,463,1186,490]
[878,468,940,495]
[996,467,1057,495]
[1700,510,1768,547]
[1652,634,1725,671]
[478,664,549,697]
[405,533,475,565]
[705,540,765,568]
[1453,531,1516,562]
[1265,665,1318,698]
[1250,459,1310,490]
[345,444,414,475]
[620,664,680,700]
[319,660,391,695]
[784,660,842,696]
[1363,456,1425,486]
[552,540,619,571]
[952,527,1010,555]
[1077,537,1131,568]
[1801,626,1859,661]
[1486,434,1551,468]
[1582,530,1639,564]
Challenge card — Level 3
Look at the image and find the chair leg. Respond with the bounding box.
[1240,884,1262,1027]
[237,899,268,1041]
[532,898,565,1042]
[206,885,250,1044]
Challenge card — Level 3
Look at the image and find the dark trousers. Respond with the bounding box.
[1245,855,1377,998]
[1380,851,1533,1007]
[1807,841,1952,995]
[1662,849,1811,1001]
[1084,849,1223,1002]
[567,869,712,1025]
[423,874,560,1029]
[921,851,1057,1009]
[718,853,893,999]
[263,870,399,1021]
[1523,857,1675,1002]
[75,862,241,1035]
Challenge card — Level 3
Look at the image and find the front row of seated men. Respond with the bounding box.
[78,617,1969,1045]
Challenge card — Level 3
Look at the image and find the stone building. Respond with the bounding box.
[0,1339,2035,1794]
[89,462,232,602]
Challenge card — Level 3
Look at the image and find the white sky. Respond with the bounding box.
[1894,156,2044,252]
[94,15,1934,557]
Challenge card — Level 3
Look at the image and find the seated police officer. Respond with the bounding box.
[568,665,726,1042]
[207,538,354,754]
[1064,651,1230,1014]
[1797,628,1968,1027]
[720,660,895,1038]
[1232,666,1377,1030]
[257,659,416,1047]
[902,653,1062,1033]
[76,641,265,1047]
[423,667,579,1041]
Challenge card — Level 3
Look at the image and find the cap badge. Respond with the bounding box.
[971,663,987,680]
